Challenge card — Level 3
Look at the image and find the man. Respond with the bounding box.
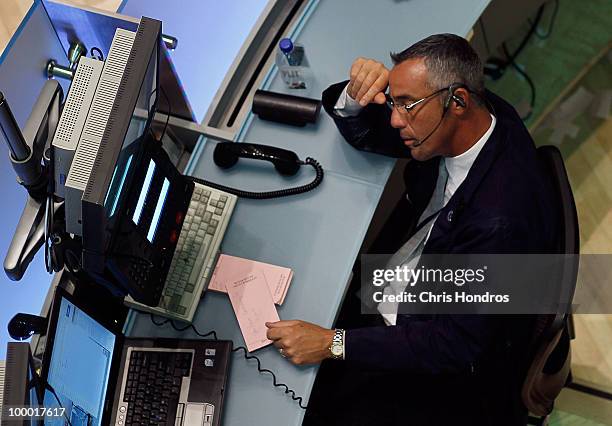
[266,34,556,425]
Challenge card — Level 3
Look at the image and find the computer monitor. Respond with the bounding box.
[1,342,42,425]
[80,17,164,304]
[105,132,193,305]
[41,292,122,426]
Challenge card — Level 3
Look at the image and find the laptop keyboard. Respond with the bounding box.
[120,350,193,425]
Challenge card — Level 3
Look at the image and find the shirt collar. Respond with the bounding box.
[445,114,496,185]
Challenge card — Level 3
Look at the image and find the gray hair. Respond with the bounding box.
[390,34,485,104]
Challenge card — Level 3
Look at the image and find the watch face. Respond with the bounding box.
[331,344,343,356]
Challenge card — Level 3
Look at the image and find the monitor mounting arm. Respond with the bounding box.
[0,80,64,281]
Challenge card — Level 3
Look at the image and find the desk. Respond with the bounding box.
[0,1,491,424]
[122,1,491,425]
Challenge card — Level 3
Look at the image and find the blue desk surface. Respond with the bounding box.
[125,0,491,425]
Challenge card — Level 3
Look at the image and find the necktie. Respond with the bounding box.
[387,158,449,267]
[376,159,449,322]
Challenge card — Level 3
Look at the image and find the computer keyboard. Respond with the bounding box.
[124,183,236,321]
[117,350,194,425]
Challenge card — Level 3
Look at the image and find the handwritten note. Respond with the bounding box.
[210,254,293,305]
[226,272,279,352]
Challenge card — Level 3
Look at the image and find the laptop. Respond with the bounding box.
[41,286,231,426]
[104,133,237,322]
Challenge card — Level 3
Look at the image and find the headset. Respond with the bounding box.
[412,83,468,148]
[446,83,467,109]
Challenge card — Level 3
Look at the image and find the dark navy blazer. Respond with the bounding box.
[322,81,557,423]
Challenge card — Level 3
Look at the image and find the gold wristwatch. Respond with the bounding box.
[329,329,344,360]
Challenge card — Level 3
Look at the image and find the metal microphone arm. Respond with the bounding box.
[1,81,64,281]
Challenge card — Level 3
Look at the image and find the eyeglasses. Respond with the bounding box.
[385,87,449,115]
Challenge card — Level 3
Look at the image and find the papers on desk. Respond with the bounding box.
[227,272,280,352]
[211,255,293,352]
[210,254,293,305]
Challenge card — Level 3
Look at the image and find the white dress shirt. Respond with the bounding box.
[333,83,364,117]
[333,84,496,325]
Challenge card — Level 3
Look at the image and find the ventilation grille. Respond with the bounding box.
[66,29,135,191]
[52,57,103,150]
[0,359,5,412]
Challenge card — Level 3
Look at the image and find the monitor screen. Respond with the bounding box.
[131,158,171,243]
[43,297,116,426]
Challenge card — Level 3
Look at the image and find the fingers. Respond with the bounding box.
[270,333,296,359]
[265,320,300,328]
[347,57,389,106]
[272,337,298,362]
[350,66,375,102]
[266,326,290,341]
[347,57,366,97]
[372,92,387,105]
[358,72,389,106]
[355,71,380,104]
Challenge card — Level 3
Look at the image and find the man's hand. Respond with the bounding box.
[265,320,335,365]
[347,57,389,107]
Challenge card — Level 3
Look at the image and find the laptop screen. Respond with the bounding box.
[43,296,116,425]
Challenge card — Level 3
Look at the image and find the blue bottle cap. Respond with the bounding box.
[279,38,294,54]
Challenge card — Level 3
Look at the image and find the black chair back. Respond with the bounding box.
[521,145,579,417]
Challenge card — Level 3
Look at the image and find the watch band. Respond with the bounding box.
[330,328,345,360]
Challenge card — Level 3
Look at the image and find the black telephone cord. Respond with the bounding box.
[149,313,308,409]
[188,157,324,200]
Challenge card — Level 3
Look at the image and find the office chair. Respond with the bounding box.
[522,145,579,425]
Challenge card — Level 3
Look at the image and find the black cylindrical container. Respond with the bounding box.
[252,90,321,127]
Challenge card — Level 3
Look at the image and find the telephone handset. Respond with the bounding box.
[213,142,302,176]
[188,142,324,199]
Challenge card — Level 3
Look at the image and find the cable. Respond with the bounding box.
[504,5,545,64]
[149,314,218,339]
[502,43,536,121]
[482,4,546,120]
[149,313,308,409]
[90,47,104,61]
[232,346,308,409]
[189,157,324,200]
[144,87,163,143]
[45,382,73,426]
[159,87,171,144]
[529,0,559,40]
[483,4,544,73]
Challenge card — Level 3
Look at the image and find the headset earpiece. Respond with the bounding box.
[452,94,466,108]
[445,84,467,109]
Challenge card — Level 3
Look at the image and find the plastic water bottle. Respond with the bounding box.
[276,38,311,89]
